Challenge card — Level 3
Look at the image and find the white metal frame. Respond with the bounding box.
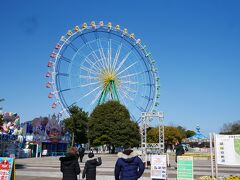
[141,112,164,166]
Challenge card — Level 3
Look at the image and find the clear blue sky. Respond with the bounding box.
[0,0,240,134]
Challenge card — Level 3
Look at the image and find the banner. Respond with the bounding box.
[150,155,167,179]
[0,157,15,180]
[177,156,193,180]
[215,134,240,165]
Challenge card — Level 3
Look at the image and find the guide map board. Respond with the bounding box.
[215,134,240,165]
[151,155,167,179]
[177,156,193,180]
[0,157,15,180]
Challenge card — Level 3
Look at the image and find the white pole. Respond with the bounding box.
[36,144,38,158]
[144,117,147,167]
[213,133,218,178]
[39,143,42,158]
[209,133,214,179]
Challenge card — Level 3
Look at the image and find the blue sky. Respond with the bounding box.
[0,0,240,134]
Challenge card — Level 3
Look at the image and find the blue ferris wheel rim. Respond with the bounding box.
[48,22,160,120]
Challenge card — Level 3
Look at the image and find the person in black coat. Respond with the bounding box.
[175,141,185,163]
[82,152,102,180]
[78,145,85,163]
[59,147,80,180]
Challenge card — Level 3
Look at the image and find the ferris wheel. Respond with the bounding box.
[46,21,160,121]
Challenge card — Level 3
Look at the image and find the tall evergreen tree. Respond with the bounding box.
[88,101,141,149]
[63,106,88,145]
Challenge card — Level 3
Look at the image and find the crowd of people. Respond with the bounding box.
[59,144,145,180]
[59,142,186,180]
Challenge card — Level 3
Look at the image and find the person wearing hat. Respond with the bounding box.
[82,152,102,180]
[114,145,145,180]
[59,147,80,180]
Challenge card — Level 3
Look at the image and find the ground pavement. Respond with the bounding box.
[16,154,240,180]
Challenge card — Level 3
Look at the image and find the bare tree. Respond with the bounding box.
[220,120,240,134]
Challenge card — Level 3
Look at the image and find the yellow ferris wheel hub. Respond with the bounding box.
[99,69,119,88]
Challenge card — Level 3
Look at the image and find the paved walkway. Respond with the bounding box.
[15,154,240,180]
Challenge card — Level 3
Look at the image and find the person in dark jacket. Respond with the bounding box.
[114,148,145,180]
[78,145,85,163]
[82,152,102,180]
[175,141,185,163]
[59,147,80,180]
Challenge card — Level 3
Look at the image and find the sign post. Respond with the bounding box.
[177,156,193,180]
[151,155,167,179]
[209,133,214,179]
[0,157,15,180]
[213,133,218,178]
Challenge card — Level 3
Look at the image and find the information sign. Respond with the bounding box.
[215,134,240,165]
[151,155,167,179]
[177,156,193,180]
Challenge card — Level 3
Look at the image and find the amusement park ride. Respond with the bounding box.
[45,21,164,155]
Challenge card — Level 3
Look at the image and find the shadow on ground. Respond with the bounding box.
[16,164,25,169]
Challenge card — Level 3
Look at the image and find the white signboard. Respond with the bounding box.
[215,134,240,165]
[151,155,167,179]
[42,150,48,156]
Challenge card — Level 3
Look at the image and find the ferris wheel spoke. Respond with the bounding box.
[80,65,100,75]
[60,84,84,92]
[58,55,72,63]
[68,43,78,52]
[84,57,102,72]
[131,114,137,121]
[107,39,112,70]
[121,85,137,93]
[76,50,103,72]
[57,72,69,77]
[79,75,99,80]
[117,61,138,76]
[95,32,107,69]
[59,108,68,115]
[141,95,153,101]
[115,47,133,72]
[97,39,108,70]
[136,105,145,112]
[121,80,139,85]
[81,35,102,66]
[70,85,102,106]
[90,90,102,105]
[112,42,123,69]
[81,81,100,87]
[131,99,146,112]
[139,83,155,86]
[118,91,128,107]
[118,71,146,79]
[81,85,101,98]
[120,88,134,101]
